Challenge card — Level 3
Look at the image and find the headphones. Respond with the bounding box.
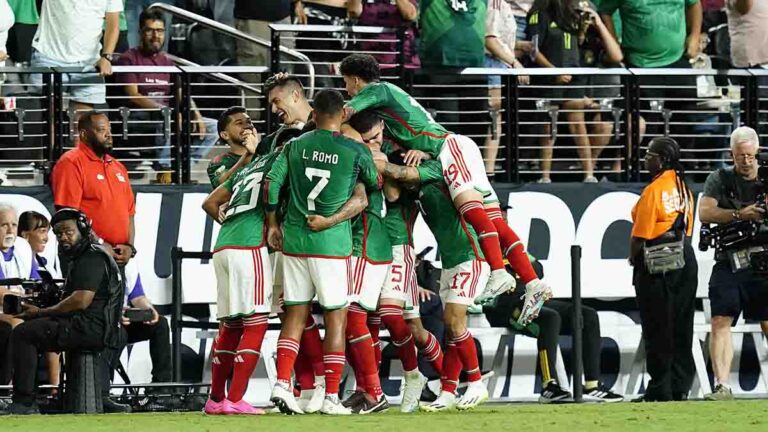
[50,208,91,237]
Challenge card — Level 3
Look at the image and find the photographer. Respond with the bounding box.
[698,126,768,401]
[1,208,123,415]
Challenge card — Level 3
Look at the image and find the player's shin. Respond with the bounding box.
[210,320,243,402]
[346,305,383,400]
[486,206,538,283]
[228,314,269,402]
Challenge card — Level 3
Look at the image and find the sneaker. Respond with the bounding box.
[204,398,224,415]
[298,382,326,414]
[539,381,572,404]
[320,394,352,415]
[270,381,305,415]
[583,176,598,183]
[475,270,516,305]
[420,391,457,412]
[355,394,389,415]
[456,381,489,411]
[518,279,553,326]
[220,399,266,415]
[342,389,367,409]
[400,371,428,413]
[583,385,624,403]
[0,401,39,416]
[705,384,734,401]
[104,397,133,413]
[537,177,552,184]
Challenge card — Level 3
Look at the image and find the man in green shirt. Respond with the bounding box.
[207,106,260,188]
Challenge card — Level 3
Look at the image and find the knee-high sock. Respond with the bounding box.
[441,342,462,394]
[452,330,481,382]
[276,336,300,386]
[417,331,444,376]
[459,201,504,271]
[324,352,346,396]
[367,313,382,366]
[346,342,367,392]
[210,320,243,402]
[228,314,268,402]
[346,305,382,399]
[379,305,418,372]
[298,315,325,385]
[294,350,316,391]
[487,208,538,283]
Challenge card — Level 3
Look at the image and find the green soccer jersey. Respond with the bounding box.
[383,194,419,247]
[419,0,487,67]
[214,152,279,250]
[353,188,393,263]
[266,129,381,258]
[417,182,484,269]
[207,152,241,188]
[347,82,450,158]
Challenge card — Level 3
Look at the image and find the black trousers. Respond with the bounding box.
[11,318,104,405]
[0,321,12,389]
[633,243,698,400]
[119,317,172,383]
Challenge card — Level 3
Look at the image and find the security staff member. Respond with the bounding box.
[1,209,124,415]
[630,137,697,402]
[698,126,768,401]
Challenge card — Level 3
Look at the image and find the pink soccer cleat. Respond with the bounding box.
[220,399,266,415]
[204,398,224,415]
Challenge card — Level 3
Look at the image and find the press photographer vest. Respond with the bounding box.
[716,167,761,210]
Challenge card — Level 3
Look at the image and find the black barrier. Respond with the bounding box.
[571,244,583,402]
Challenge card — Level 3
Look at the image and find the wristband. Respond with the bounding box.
[124,243,137,257]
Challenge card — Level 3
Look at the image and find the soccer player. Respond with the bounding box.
[201,129,273,415]
[266,89,381,415]
[207,106,261,188]
[340,54,552,324]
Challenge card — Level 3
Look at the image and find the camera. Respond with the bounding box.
[1,270,64,315]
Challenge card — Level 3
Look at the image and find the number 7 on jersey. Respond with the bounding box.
[305,168,331,211]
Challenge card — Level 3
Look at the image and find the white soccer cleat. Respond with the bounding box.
[304,381,326,414]
[475,269,516,305]
[517,279,553,326]
[456,381,489,410]
[400,371,428,413]
[270,381,305,415]
[320,394,352,415]
[420,391,457,412]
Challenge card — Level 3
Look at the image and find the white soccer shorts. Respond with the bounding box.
[270,251,285,314]
[439,259,491,306]
[349,256,390,312]
[380,244,420,316]
[438,134,499,204]
[282,254,350,310]
[213,246,273,319]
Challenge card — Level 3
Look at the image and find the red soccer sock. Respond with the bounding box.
[276,336,300,385]
[323,352,346,396]
[210,320,243,402]
[367,313,382,367]
[379,305,418,372]
[346,343,367,392]
[452,330,481,382]
[301,315,326,380]
[487,207,538,284]
[228,314,268,402]
[347,306,382,399]
[294,350,315,391]
[459,201,504,270]
[441,342,462,394]
[418,331,444,376]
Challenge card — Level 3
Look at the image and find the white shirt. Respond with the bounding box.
[486,0,518,56]
[32,0,123,63]
[0,0,13,63]
[727,0,768,67]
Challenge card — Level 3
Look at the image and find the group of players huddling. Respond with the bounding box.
[201,53,553,416]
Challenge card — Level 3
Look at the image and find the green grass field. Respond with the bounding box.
[2,401,766,432]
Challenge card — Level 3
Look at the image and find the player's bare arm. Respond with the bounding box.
[217,129,260,186]
[383,178,401,202]
[265,210,283,251]
[202,186,233,224]
[378,160,421,183]
[306,183,368,232]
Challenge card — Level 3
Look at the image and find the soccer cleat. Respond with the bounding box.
[705,384,734,401]
[475,270,516,305]
[203,398,224,415]
[342,389,367,409]
[420,391,457,412]
[270,381,305,415]
[539,381,572,404]
[583,385,624,403]
[220,399,266,415]
[400,371,429,413]
[456,380,489,410]
[320,394,352,415]
[355,395,390,415]
[517,279,553,325]
[301,382,326,414]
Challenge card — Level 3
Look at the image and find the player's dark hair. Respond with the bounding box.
[217,106,248,135]
[274,127,304,149]
[312,90,345,116]
[77,110,108,133]
[264,74,305,96]
[139,8,165,29]
[18,211,50,236]
[649,136,692,221]
[301,119,317,133]
[340,54,380,83]
[348,110,382,134]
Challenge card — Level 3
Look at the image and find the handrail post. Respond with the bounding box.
[571,245,583,402]
[171,247,183,382]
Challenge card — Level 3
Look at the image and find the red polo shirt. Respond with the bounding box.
[51,142,136,246]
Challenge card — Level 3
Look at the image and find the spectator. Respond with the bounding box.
[484,0,528,177]
[18,211,61,279]
[29,0,123,113]
[348,0,420,69]
[419,0,486,68]
[726,0,768,69]
[527,0,622,183]
[509,0,533,41]
[299,0,354,88]
[0,203,39,283]
[115,8,218,183]
[51,110,137,271]
[125,0,174,51]
[0,0,11,67]
[5,0,36,65]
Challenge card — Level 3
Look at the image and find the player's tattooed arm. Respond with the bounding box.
[377,160,421,184]
[202,185,232,224]
[306,183,368,232]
